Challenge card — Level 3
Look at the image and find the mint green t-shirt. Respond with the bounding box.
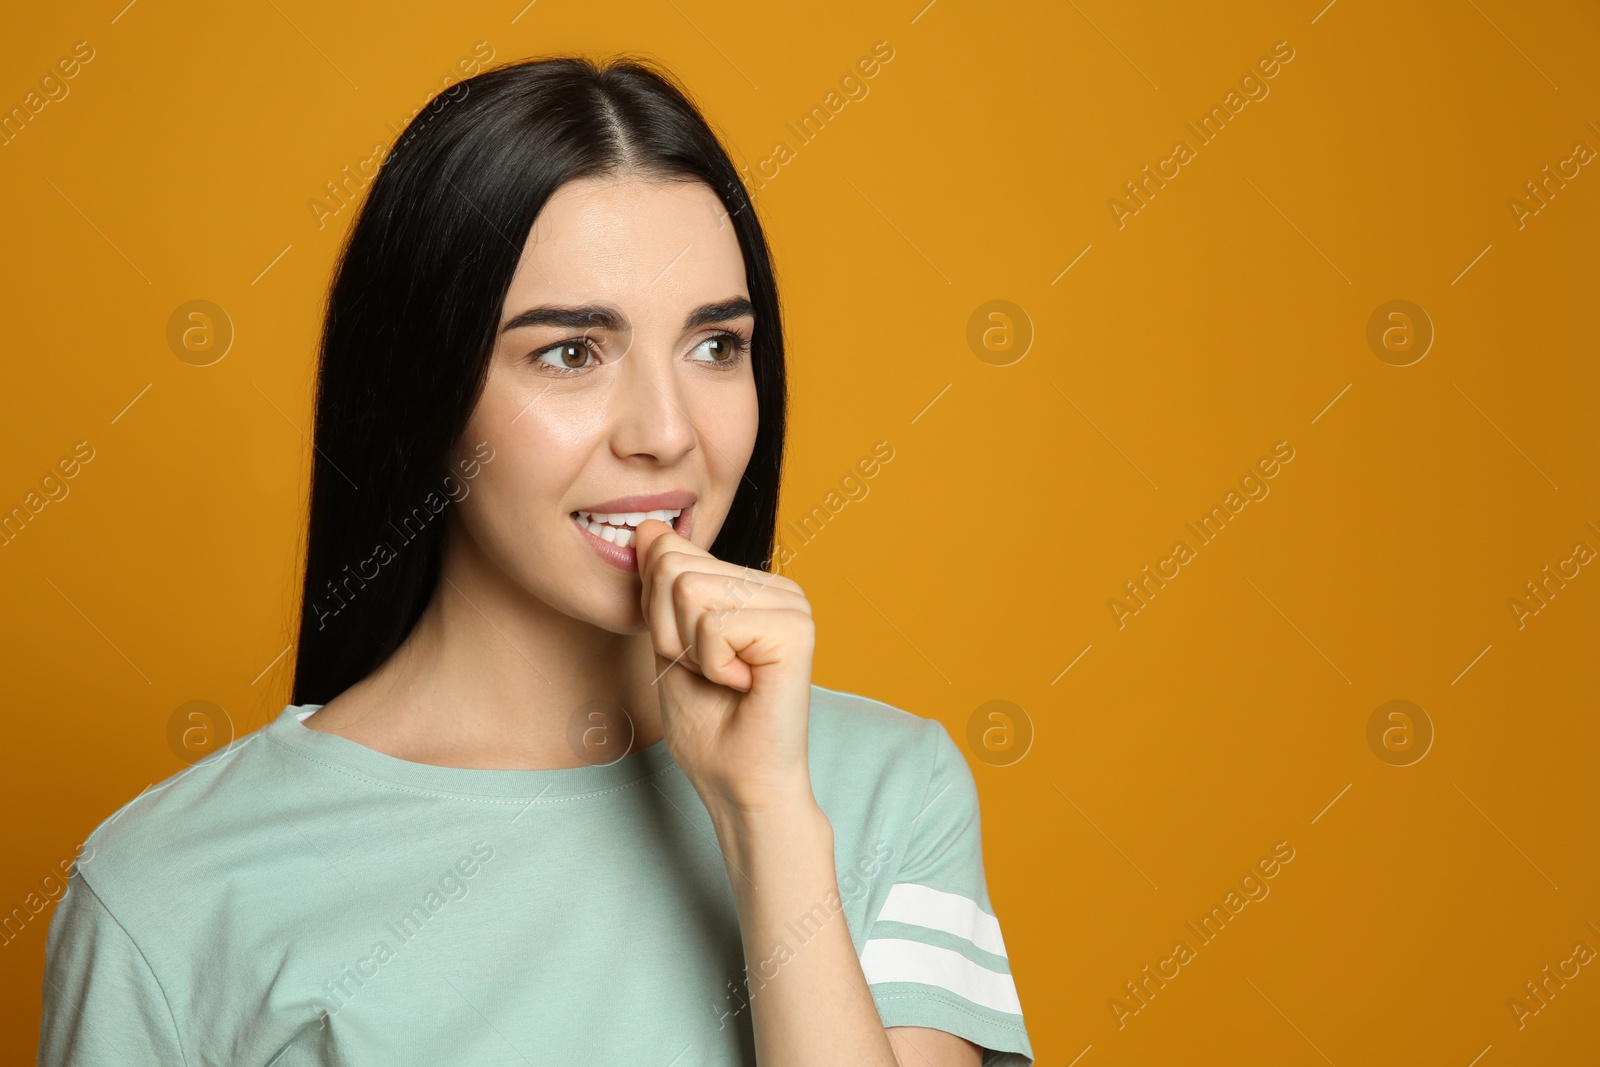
[38,684,1034,1066]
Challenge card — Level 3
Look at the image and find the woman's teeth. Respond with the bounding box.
[575,508,682,548]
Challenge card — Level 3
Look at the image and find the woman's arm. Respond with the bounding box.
[37,871,187,1066]
[707,783,979,1062]
[706,795,900,1065]
[707,783,979,1067]
[706,795,982,1066]
[886,1025,985,1065]
[636,519,981,1065]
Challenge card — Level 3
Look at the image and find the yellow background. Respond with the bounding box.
[3,0,1597,1062]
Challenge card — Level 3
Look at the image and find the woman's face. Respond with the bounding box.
[451,173,760,634]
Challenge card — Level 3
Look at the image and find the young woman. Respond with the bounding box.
[38,55,1034,1066]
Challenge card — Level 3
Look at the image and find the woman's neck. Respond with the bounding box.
[301,539,665,770]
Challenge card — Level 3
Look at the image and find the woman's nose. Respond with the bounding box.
[608,343,699,463]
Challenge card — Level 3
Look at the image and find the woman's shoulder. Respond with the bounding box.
[806,683,956,793]
[71,710,299,904]
[808,681,941,738]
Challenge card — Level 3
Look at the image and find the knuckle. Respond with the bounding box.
[677,569,716,596]
[653,550,689,578]
[695,609,729,649]
[667,565,699,600]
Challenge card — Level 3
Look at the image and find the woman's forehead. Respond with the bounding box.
[511,175,744,308]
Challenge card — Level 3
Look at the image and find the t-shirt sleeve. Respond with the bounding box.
[37,871,187,1067]
[863,718,1034,1067]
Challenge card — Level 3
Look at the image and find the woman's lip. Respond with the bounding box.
[570,503,694,573]
[572,491,697,514]
[572,515,638,573]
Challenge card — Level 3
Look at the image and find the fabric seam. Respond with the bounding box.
[261,730,678,803]
[71,869,191,1067]
[913,717,942,845]
[874,988,1031,1036]
[866,719,943,935]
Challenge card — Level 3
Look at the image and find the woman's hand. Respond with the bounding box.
[633,518,817,817]
[636,521,909,1066]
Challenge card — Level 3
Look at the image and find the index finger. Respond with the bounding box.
[634,517,707,619]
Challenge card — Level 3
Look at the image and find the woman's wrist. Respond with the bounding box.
[705,788,834,879]
[697,770,823,826]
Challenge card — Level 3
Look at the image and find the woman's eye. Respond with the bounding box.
[530,339,596,372]
[690,332,750,364]
[531,333,747,372]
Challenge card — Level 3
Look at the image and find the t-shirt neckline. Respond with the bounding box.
[265,703,678,799]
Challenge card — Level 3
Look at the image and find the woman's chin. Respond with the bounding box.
[579,597,649,637]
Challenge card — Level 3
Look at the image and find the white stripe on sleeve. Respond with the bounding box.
[859,937,1023,1015]
[875,882,1009,958]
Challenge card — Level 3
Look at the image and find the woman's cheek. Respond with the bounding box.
[712,384,760,477]
[456,456,534,567]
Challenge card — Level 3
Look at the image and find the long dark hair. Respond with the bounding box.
[290,55,788,708]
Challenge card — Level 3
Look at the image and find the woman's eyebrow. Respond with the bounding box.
[500,305,622,334]
[500,297,754,335]
[683,297,754,329]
